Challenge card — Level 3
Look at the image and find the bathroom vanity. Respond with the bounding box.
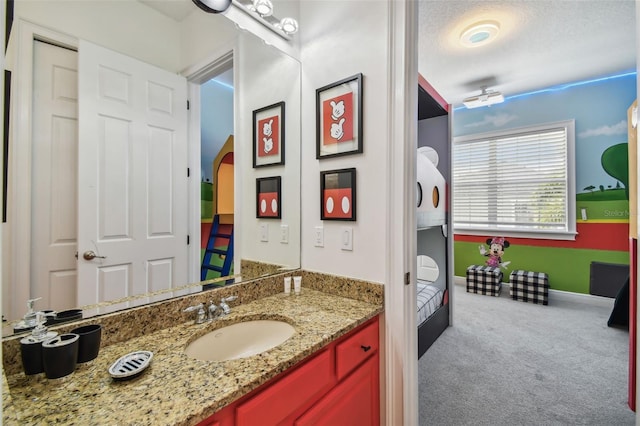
[2,273,383,425]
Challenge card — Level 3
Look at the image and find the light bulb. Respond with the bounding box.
[252,0,273,17]
[280,17,298,34]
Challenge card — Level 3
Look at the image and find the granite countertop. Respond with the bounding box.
[3,288,383,425]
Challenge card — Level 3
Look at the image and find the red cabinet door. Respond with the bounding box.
[295,354,379,426]
[236,349,334,426]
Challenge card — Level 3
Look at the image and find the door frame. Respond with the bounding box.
[182,46,238,284]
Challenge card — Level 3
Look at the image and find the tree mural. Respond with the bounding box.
[601,142,629,199]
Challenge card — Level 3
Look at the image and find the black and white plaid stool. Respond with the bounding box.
[509,270,549,305]
[466,265,503,296]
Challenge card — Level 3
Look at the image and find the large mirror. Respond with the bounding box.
[2,0,301,336]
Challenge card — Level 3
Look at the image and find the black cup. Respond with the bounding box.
[20,339,44,375]
[70,324,102,363]
[42,334,79,379]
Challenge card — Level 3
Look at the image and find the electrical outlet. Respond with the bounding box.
[341,226,353,251]
[260,223,269,242]
[314,226,324,247]
[280,225,289,244]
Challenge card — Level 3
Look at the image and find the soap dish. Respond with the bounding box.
[108,351,153,380]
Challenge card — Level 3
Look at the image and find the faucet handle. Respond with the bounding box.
[183,303,203,312]
[219,295,237,315]
[183,303,206,324]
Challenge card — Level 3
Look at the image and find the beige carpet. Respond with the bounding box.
[418,284,635,425]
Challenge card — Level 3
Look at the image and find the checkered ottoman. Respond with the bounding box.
[509,270,549,305]
[466,265,503,296]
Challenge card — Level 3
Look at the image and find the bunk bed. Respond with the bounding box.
[416,73,451,359]
[417,255,449,359]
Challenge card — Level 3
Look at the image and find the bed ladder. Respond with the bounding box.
[201,214,234,283]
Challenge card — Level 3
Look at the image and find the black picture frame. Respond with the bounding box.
[320,168,356,221]
[316,73,363,159]
[256,176,282,219]
[253,101,285,168]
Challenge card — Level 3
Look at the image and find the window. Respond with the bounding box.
[452,120,576,240]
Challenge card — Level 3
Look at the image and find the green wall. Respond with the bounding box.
[455,241,628,294]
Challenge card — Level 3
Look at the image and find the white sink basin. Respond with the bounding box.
[184,320,296,361]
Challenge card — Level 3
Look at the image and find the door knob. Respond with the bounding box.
[82,250,106,261]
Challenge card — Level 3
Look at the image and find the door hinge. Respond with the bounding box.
[404,272,410,285]
[187,235,190,245]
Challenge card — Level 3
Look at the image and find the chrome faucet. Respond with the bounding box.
[207,300,219,321]
[183,303,206,324]
[219,296,238,316]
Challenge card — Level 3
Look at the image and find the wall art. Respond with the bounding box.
[253,101,285,167]
[256,176,281,219]
[316,74,363,159]
[320,168,356,221]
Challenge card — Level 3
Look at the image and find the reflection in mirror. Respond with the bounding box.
[2,0,301,337]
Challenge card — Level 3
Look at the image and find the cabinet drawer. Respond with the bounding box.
[236,349,334,426]
[335,319,379,381]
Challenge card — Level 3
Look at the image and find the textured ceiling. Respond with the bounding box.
[418,0,637,106]
[140,1,637,107]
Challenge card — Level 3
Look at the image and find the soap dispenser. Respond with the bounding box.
[13,297,42,333]
[20,312,58,375]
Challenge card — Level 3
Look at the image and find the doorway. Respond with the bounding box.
[199,68,235,284]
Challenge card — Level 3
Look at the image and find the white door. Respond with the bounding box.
[31,41,79,311]
[77,40,189,314]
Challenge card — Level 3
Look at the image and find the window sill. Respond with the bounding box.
[453,228,577,241]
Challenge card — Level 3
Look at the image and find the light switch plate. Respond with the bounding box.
[280,224,289,244]
[260,223,269,242]
[341,226,353,251]
[314,226,324,247]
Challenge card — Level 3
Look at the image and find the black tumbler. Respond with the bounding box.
[20,338,44,375]
[70,324,102,363]
[42,334,79,379]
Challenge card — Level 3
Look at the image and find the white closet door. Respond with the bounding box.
[77,40,189,314]
[31,41,79,312]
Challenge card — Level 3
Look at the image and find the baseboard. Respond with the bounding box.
[453,275,614,308]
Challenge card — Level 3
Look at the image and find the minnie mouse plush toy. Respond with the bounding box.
[479,236,511,269]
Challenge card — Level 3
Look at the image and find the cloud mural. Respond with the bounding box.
[465,112,518,129]
[578,120,627,138]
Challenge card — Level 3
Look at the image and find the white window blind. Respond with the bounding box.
[453,120,575,238]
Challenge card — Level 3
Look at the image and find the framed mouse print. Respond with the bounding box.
[253,101,285,168]
[256,176,281,219]
[320,168,356,221]
[316,73,363,159]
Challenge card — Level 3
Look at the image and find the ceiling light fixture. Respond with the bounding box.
[460,20,500,48]
[463,87,504,109]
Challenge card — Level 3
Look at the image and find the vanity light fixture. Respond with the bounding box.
[235,0,299,40]
[192,0,232,14]
[460,20,500,48]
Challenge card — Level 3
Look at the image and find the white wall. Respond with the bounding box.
[236,32,301,269]
[299,1,389,283]
[178,8,238,73]
[13,0,182,72]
